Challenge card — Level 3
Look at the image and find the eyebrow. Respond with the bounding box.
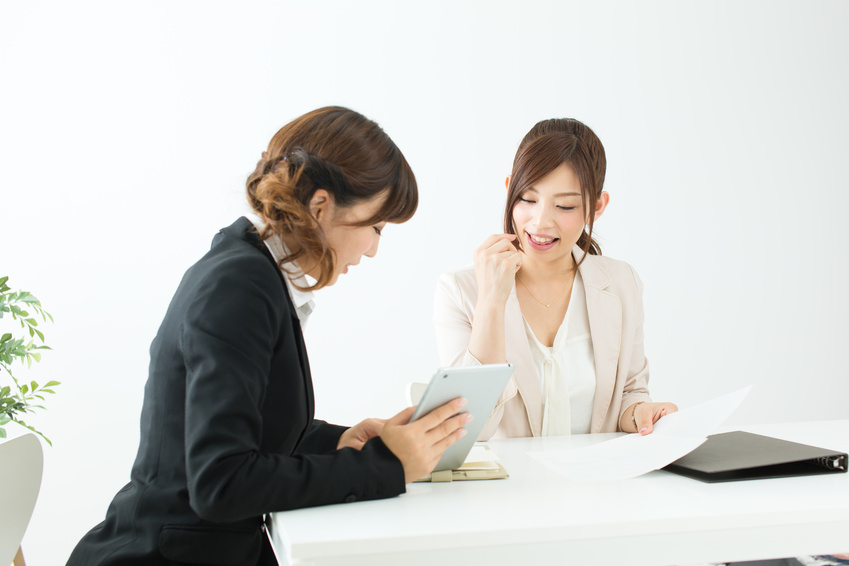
[524,188,582,198]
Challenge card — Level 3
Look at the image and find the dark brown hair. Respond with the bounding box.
[246,106,418,289]
[504,118,607,264]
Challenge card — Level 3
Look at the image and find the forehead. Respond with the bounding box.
[527,163,582,196]
[334,191,389,222]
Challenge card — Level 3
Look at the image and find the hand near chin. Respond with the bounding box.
[474,234,523,306]
[337,418,386,450]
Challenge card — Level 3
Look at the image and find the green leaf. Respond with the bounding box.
[34,328,44,342]
[30,381,38,391]
[44,381,60,387]
[0,427,6,439]
[0,276,8,286]
[21,384,28,394]
[1,333,10,342]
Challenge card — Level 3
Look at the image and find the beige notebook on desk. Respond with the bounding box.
[415,444,509,483]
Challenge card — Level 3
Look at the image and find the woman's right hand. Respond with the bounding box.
[473,234,523,307]
[380,398,472,483]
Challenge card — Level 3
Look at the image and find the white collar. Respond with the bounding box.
[244,214,315,326]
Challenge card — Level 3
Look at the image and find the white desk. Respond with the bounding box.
[269,420,849,566]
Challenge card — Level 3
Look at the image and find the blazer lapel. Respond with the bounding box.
[290,313,314,416]
[575,247,622,433]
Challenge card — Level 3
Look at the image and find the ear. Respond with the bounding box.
[504,175,511,191]
[590,191,610,222]
[309,189,333,221]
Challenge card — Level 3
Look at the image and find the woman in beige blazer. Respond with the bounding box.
[433,118,677,440]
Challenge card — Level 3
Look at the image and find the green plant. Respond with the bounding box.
[0,275,60,445]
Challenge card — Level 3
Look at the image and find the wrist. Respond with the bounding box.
[630,402,645,433]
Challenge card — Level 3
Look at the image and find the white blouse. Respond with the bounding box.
[523,270,597,436]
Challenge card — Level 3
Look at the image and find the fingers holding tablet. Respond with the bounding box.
[381,398,472,483]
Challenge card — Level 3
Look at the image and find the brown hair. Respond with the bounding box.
[246,106,418,289]
[504,118,607,264]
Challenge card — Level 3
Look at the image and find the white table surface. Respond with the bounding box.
[268,420,849,566]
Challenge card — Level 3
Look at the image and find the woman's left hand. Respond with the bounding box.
[337,418,386,450]
[632,402,679,435]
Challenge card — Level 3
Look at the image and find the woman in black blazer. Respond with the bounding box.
[67,107,469,566]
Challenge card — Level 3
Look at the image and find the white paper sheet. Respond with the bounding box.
[527,386,752,481]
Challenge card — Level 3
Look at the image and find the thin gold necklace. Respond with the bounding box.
[516,271,575,308]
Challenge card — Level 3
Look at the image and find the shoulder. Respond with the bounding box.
[583,254,640,280]
[434,264,478,309]
[579,254,644,297]
[436,263,478,296]
[437,263,477,288]
[181,219,290,317]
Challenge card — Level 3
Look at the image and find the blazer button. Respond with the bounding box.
[344,494,357,503]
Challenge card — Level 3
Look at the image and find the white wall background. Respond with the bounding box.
[2,1,848,563]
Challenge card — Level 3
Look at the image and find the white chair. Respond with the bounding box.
[0,433,43,566]
[405,382,428,407]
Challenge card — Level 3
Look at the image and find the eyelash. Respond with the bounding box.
[373,226,382,236]
[518,197,575,211]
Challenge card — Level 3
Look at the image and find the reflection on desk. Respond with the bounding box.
[268,420,849,566]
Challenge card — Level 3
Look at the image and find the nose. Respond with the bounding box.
[531,201,554,227]
[364,232,380,258]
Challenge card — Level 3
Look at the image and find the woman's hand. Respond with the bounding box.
[473,234,523,307]
[337,418,386,450]
[628,402,679,435]
[466,234,522,364]
[380,398,472,483]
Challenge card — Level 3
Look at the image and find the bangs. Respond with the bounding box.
[350,158,418,226]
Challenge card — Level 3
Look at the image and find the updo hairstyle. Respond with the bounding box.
[246,106,417,289]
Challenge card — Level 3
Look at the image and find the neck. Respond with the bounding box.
[518,253,576,285]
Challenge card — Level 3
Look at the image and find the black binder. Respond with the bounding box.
[663,430,848,483]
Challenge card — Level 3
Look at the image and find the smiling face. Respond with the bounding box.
[306,189,388,286]
[511,163,590,267]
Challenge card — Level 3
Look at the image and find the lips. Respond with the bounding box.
[525,231,559,251]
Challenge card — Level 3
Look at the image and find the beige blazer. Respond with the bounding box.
[433,246,652,439]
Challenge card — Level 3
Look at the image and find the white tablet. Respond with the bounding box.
[410,363,514,471]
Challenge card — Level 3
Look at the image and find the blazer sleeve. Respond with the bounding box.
[433,271,483,367]
[617,264,652,423]
[294,420,348,455]
[433,270,522,439]
[180,256,405,523]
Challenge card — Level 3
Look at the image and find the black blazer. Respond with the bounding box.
[67,218,405,566]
